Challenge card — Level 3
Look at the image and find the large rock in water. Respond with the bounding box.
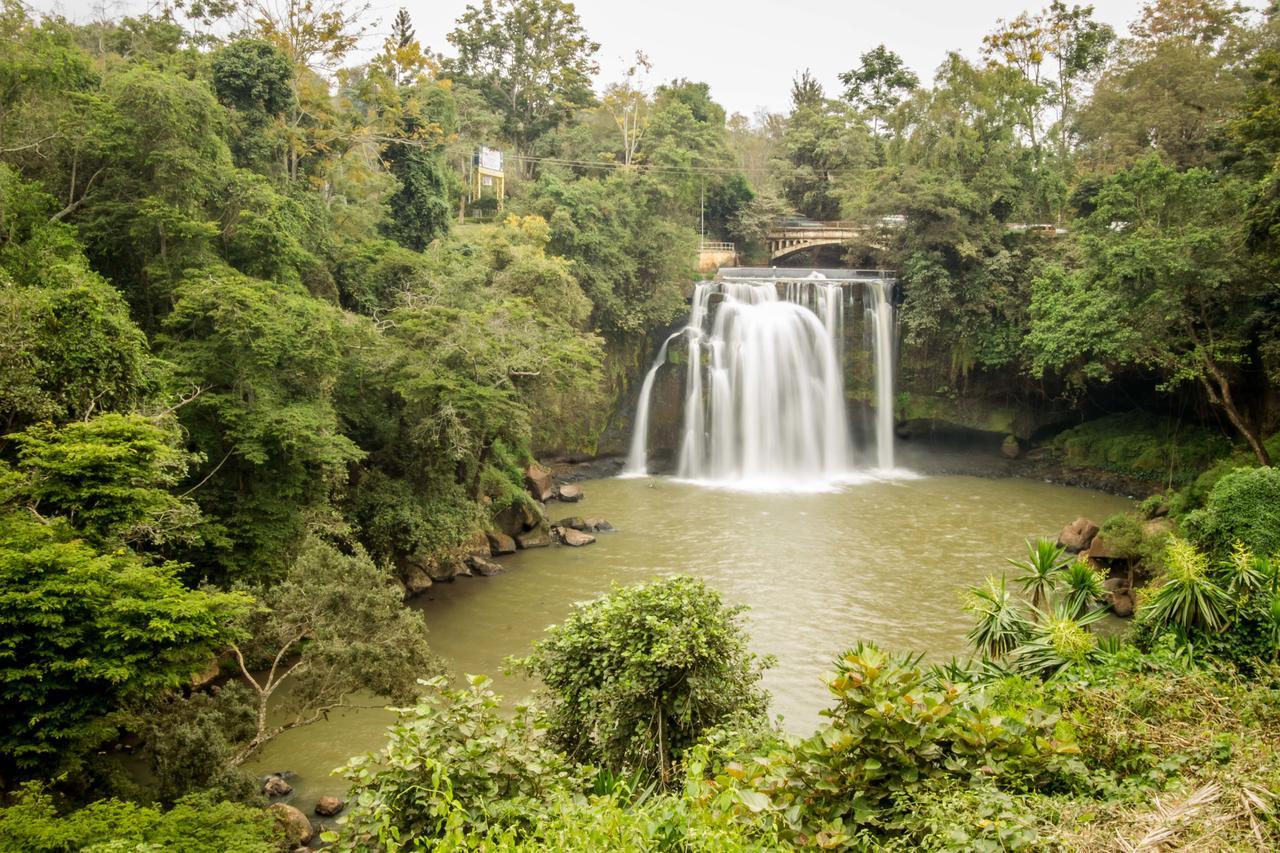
[557,483,583,502]
[516,525,552,549]
[486,531,517,555]
[403,567,433,597]
[558,516,588,531]
[524,464,555,501]
[1110,591,1135,617]
[561,527,596,547]
[1058,517,1100,553]
[269,803,313,847]
[584,517,614,532]
[1001,435,1022,459]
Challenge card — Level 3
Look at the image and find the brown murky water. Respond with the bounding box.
[244,473,1129,806]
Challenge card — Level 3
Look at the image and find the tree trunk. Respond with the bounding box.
[1199,356,1272,467]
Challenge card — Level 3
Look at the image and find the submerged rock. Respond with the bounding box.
[467,555,504,576]
[1058,517,1100,553]
[558,516,588,531]
[561,528,596,547]
[262,774,292,797]
[269,803,313,846]
[486,531,517,555]
[314,796,344,817]
[516,526,552,549]
[584,517,614,532]
[557,483,583,502]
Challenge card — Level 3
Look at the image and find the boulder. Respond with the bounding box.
[403,567,433,597]
[486,531,517,555]
[516,526,552,549]
[467,555,504,577]
[262,774,292,797]
[524,464,555,501]
[1110,591,1135,618]
[493,504,525,537]
[427,558,466,582]
[584,517,614,532]
[1102,576,1127,595]
[314,796,344,817]
[1001,435,1022,459]
[1058,517,1100,553]
[558,516,588,531]
[519,500,541,530]
[269,803,313,847]
[1088,535,1122,561]
[557,483,583,502]
[561,528,596,547]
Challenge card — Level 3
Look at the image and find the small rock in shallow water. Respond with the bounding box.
[263,774,292,797]
[557,483,583,502]
[561,528,596,547]
[516,527,552,549]
[558,516,588,531]
[486,531,516,555]
[314,796,344,817]
[467,555,503,576]
[584,517,614,532]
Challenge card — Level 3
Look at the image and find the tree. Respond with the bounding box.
[517,577,771,786]
[0,514,249,776]
[226,535,440,764]
[840,44,919,137]
[162,268,363,581]
[10,414,201,547]
[445,0,600,153]
[601,51,652,167]
[1026,157,1273,465]
[774,71,872,220]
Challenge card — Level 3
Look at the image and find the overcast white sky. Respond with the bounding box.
[36,0,1210,115]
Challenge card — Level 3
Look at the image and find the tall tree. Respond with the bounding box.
[840,44,919,138]
[445,0,599,155]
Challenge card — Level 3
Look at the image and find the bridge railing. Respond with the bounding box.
[698,241,736,252]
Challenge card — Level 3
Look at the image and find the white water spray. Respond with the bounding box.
[627,270,897,486]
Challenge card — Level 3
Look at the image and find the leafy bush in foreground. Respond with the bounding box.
[517,577,772,785]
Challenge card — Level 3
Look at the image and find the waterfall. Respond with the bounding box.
[626,270,898,486]
[624,331,680,474]
[866,280,896,471]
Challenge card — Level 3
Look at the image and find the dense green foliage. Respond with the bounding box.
[518,577,771,784]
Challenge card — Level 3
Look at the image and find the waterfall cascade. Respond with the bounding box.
[626,269,899,487]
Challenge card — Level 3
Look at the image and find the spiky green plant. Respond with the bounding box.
[1221,541,1264,599]
[964,575,1031,659]
[1009,538,1069,615]
[1141,537,1231,634]
[1061,558,1106,619]
[1011,604,1106,679]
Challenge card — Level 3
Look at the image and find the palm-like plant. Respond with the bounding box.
[1222,542,1264,599]
[1009,538,1069,615]
[1141,537,1231,634]
[1011,604,1107,679]
[964,575,1031,659]
[1061,557,1106,619]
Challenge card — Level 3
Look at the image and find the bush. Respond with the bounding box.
[0,786,278,852]
[518,577,772,785]
[1183,466,1280,559]
[1049,412,1232,484]
[331,675,585,849]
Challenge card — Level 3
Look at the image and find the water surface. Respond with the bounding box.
[246,473,1129,806]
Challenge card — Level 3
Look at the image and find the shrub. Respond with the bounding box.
[517,577,772,785]
[1183,466,1280,559]
[1049,412,1232,484]
[0,785,278,852]
[331,675,585,849]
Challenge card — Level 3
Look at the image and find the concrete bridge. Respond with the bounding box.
[767,220,864,262]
